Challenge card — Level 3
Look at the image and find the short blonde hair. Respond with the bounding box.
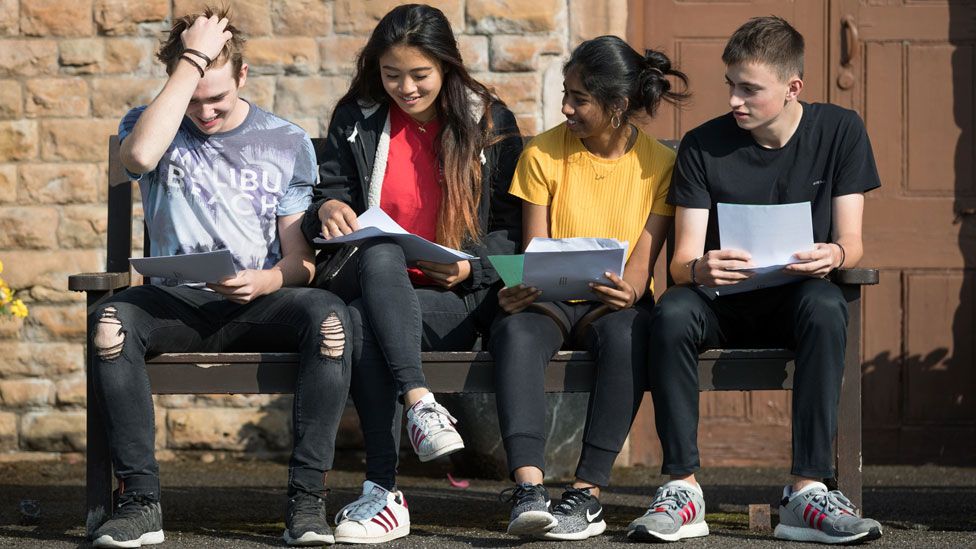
[157,4,247,82]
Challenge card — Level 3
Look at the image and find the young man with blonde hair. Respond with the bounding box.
[629,16,883,544]
[89,6,349,547]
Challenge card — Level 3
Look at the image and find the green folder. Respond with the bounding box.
[486,255,524,288]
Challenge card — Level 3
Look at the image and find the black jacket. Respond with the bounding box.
[300,99,524,294]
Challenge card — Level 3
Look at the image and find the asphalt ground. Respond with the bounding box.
[1,457,974,548]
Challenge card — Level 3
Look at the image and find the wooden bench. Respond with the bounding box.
[69,136,878,536]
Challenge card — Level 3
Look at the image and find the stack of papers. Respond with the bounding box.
[710,202,815,296]
[130,249,236,284]
[312,207,474,264]
[488,237,628,302]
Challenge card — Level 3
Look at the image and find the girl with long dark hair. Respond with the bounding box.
[300,4,522,544]
[490,36,689,540]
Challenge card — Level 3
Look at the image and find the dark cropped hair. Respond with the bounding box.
[336,4,504,249]
[722,16,804,81]
[158,4,246,82]
[563,35,689,122]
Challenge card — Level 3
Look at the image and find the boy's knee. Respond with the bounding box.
[320,312,345,358]
[93,306,125,361]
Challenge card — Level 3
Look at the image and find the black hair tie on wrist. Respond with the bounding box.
[834,242,846,269]
[180,54,205,78]
[183,48,213,67]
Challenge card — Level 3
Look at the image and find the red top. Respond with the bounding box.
[381,105,443,285]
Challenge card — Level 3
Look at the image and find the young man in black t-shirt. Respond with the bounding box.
[627,17,883,544]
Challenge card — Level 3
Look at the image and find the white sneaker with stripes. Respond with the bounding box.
[405,393,464,461]
[334,481,409,544]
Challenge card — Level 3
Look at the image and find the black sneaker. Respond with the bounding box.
[501,483,558,536]
[541,487,606,540]
[91,492,164,548]
[284,491,334,546]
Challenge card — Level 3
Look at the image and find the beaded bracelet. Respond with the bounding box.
[182,48,214,67]
[180,54,205,78]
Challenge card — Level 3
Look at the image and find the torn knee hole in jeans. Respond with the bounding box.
[94,306,125,360]
[320,312,345,358]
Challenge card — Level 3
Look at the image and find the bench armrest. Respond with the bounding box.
[830,268,879,285]
[69,272,131,292]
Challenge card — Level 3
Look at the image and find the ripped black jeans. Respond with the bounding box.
[89,284,352,498]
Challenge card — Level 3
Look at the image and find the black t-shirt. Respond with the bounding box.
[668,102,881,253]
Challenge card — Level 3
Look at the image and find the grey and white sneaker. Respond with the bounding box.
[502,483,558,536]
[284,491,334,546]
[92,492,164,548]
[627,480,709,542]
[541,487,606,541]
[405,393,465,462]
[774,482,882,544]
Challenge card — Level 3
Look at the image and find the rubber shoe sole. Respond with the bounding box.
[283,529,335,546]
[627,521,709,542]
[540,519,607,541]
[507,510,558,536]
[416,439,464,462]
[334,524,409,544]
[92,530,164,548]
[774,524,876,545]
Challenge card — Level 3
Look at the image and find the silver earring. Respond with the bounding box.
[610,113,622,129]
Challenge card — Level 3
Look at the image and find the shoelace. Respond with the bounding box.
[113,494,156,520]
[499,484,539,506]
[553,488,591,514]
[413,402,457,434]
[646,486,691,515]
[808,490,857,517]
[338,490,388,522]
[291,492,326,521]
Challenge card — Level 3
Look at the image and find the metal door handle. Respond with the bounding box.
[841,15,859,67]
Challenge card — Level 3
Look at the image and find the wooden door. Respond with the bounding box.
[625,1,830,468]
[830,0,976,463]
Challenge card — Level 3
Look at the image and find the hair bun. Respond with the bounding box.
[643,49,672,75]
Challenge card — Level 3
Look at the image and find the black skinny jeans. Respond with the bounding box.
[648,278,848,479]
[488,298,652,487]
[90,285,352,497]
[329,239,498,490]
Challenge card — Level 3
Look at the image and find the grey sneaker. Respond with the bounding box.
[541,487,606,541]
[774,483,882,544]
[92,492,164,548]
[502,483,558,536]
[627,480,709,542]
[284,491,334,546]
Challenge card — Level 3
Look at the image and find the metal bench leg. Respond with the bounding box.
[85,292,114,538]
[836,287,864,511]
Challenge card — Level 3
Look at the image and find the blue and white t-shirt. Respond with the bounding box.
[119,102,315,285]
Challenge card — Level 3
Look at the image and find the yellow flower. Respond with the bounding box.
[10,299,28,318]
[0,284,10,305]
[0,259,4,274]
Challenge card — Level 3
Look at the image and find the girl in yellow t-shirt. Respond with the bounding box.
[490,35,689,540]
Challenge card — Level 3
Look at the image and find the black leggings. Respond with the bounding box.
[648,279,848,479]
[488,298,652,487]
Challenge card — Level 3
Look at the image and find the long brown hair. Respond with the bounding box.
[335,4,501,249]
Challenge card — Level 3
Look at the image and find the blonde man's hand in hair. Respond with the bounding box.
[181,14,233,64]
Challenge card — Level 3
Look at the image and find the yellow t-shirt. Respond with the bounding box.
[509,123,676,291]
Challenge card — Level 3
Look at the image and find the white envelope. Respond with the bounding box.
[130,249,236,284]
[523,237,628,302]
[313,207,474,264]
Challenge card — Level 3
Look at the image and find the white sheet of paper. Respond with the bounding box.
[313,207,474,264]
[523,237,628,302]
[710,202,815,296]
[130,249,236,284]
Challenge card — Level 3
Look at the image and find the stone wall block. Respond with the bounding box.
[167,408,290,451]
[0,0,18,36]
[91,78,165,118]
[94,0,169,36]
[0,164,14,202]
[335,0,463,34]
[272,0,332,36]
[318,35,367,75]
[490,35,564,72]
[59,39,104,75]
[0,315,24,338]
[29,302,88,340]
[0,378,54,407]
[242,76,276,112]
[477,72,540,115]
[247,38,320,76]
[59,204,108,249]
[20,0,93,37]
[275,76,348,121]
[25,78,91,118]
[40,119,118,161]
[0,80,22,119]
[0,343,85,379]
[103,39,155,75]
[0,40,58,78]
[0,120,38,161]
[0,206,59,249]
[569,0,628,44]
[0,411,16,450]
[21,411,86,452]
[19,163,99,204]
[458,35,489,73]
[174,0,272,36]
[0,250,102,292]
[55,373,86,406]
[468,0,562,33]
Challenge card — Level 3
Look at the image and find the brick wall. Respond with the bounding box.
[0,0,626,459]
